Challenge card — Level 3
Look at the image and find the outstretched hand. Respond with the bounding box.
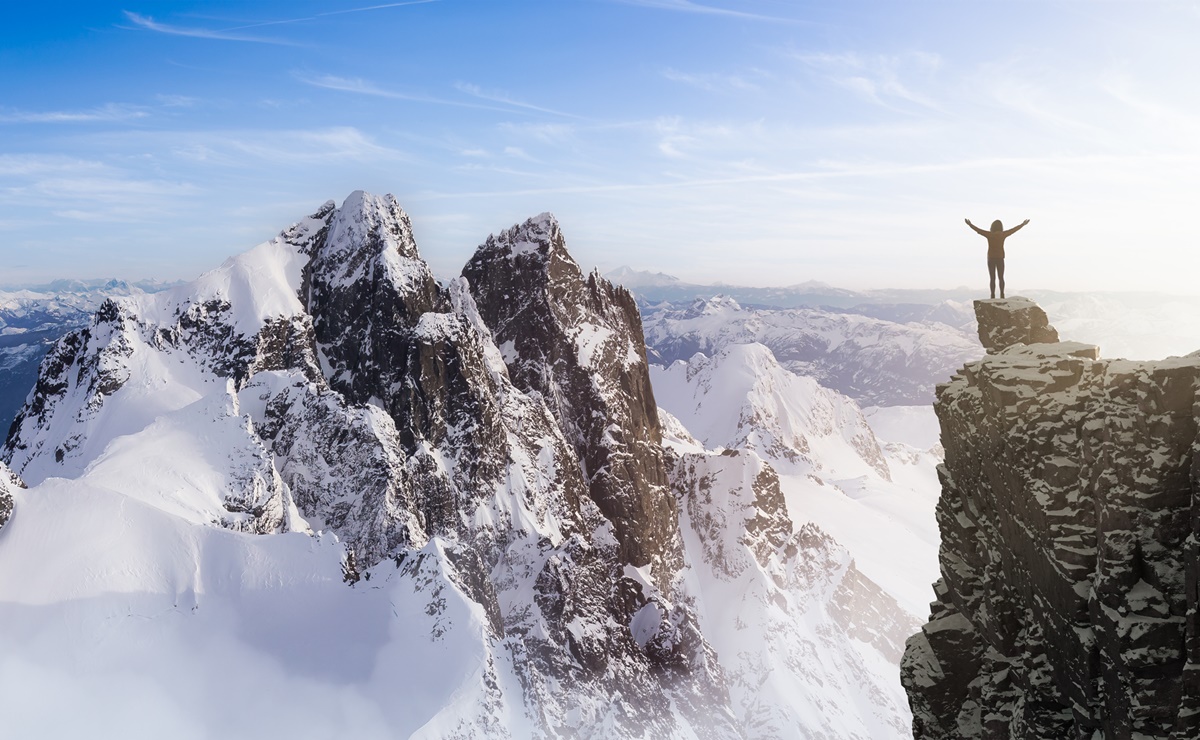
[1022,219,1030,225]
[964,218,972,225]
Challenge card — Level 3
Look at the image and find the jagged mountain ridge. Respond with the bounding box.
[0,280,171,434]
[3,192,727,737]
[0,191,924,738]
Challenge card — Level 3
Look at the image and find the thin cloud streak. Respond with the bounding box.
[121,11,298,45]
[413,152,1194,200]
[611,0,808,24]
[0,104,149,124]
[222,1,440,31]
[662,68,765,93]
[299,74,554,115]
[453,83,583,119]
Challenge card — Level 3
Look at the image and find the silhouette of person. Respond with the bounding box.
[965,218,1029,299]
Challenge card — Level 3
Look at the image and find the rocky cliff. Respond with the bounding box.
[901,297,1200,738]
[461,214,681,584]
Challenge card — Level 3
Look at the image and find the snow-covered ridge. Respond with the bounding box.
[653,343,890,479]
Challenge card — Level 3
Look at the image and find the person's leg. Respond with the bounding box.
[988,258,997,299]
[997,258,1005,299]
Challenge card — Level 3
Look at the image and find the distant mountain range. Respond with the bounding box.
[607,266,1200,362]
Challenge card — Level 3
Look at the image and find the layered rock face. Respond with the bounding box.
[462,215,681,581]
[902,298,1200,738]
[973,296,1059,353]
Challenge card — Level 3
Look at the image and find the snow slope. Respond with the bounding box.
[652,343,942,617]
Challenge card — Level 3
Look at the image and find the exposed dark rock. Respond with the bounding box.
[903,297,1200,738]
[974,297,1060,353]
[0,461,22,529]
[462,214,682,580]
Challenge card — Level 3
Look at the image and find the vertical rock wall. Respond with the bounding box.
[902,298,1200,738]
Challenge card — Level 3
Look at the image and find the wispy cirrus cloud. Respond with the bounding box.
[217,1,440,31]
[611,0,806,24]
[298,73,558,116]
[0,154,108,178]
[121,11,297,45]
[0,103,148,124]
[662,67,768,93]
[297,74,503,111]
[795,51,943,111]
[453,83,581,119]
[122,3,438,44]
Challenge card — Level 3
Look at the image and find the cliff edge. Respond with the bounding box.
[901,297,1200,738]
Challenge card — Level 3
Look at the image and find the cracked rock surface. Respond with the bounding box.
[902,297,1200,739]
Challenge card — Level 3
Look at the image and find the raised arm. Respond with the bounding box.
[1003,219,1030,237]
[965,218,988,236]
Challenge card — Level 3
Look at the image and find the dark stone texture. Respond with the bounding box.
[903,297,1200,739]
[974,297,1060,353]
[0,461,22,529]
[462,214,682,580]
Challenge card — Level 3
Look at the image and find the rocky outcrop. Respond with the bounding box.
[901,298,1200,738]
[462,214,681,582]
[0,460,21,528]
[973,297,1059,353]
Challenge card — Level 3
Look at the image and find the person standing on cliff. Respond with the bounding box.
[965,217,1029,299]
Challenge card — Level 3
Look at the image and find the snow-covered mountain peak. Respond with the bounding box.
[314,190,430,296]
[653,342,890,480]
[485,211,561,261]
[683,294,742,318]
[462,212,566,274]
[328,190,416,253]
[463,215,683,582]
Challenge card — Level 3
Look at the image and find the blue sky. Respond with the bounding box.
[2,0,1198,292]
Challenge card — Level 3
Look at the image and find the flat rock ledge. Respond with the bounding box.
[974,297,1060,353]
